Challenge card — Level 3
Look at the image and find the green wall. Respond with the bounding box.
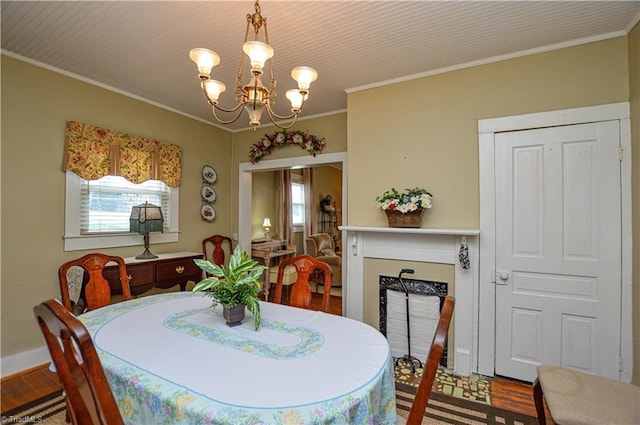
[1,55,232,358]
[347,37,629,228]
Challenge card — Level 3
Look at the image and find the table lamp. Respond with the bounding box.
[130,202,164,259]
[262,217,271,240]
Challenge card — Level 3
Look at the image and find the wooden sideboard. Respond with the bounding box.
[104,251,204,296]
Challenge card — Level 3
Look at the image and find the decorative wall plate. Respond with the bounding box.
[201,204,216,221]
[202,165,217,183]
[201,184,216,202]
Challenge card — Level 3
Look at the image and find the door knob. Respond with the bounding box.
[499,271,509,281]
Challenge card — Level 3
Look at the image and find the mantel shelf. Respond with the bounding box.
[339,226,479,236]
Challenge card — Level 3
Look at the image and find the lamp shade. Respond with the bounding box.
[130,202,164,235]
[243,41,274,71]
[262,217,272,228]
[203,79,226,103]
[291,66,318,91]
[189,48,221,77]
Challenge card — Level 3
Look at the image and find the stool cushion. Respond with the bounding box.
[537,365,640,425]
[269,265,297,285]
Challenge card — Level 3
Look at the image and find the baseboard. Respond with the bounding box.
[1,346,50,378]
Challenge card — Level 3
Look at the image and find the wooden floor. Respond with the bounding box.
[1,364,62,412]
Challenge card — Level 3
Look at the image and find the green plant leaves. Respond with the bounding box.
[192,246,267,330]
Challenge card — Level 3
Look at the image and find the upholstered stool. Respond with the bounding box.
[269,265,297,300]
[533,365,640,425]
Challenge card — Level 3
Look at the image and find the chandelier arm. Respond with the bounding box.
[264,96,308,120]
[263,104,300,129]
[265,113,299,130]
[210,100,245,114]
[211,104,246,125]
[263,19,276,94]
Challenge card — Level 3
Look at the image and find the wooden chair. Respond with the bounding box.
[272,255,332,312]
[202,234,233,266]
[398,296,455,425]
[59,253,131,314]
[533,365,640,425]
[305,233,341,288]
[34,299,124,425]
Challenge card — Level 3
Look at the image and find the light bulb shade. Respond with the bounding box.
[286,89,308,111]
[242,41,274,71]
[291,66,318,92]
[203,79,226,103]
[129,202,164,235]
[189,48,221,78]
[262,218,272,228]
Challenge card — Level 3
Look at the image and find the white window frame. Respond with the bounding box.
[64,171,180,251]
[291,174,305,232]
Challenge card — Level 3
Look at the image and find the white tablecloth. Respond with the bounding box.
[80,292,397,425]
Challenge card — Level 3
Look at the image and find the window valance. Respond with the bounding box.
[62,121,182,187]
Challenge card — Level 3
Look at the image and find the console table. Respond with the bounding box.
[103,251,204,296]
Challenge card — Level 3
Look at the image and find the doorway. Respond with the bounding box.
[478,103,632,382]
[238,152,348,312]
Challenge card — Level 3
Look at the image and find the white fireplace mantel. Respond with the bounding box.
[340,226,480,376]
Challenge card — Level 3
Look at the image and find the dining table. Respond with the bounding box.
[79,291,397,425]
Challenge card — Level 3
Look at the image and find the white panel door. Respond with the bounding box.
[494,121,621,382]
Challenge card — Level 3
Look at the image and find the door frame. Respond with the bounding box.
[477,102,632,382]
[238,152,348,310]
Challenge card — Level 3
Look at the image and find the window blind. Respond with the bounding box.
[80,176,171,234]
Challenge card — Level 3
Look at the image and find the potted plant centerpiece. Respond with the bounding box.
[376,187,433,228]
[192,246,267,329]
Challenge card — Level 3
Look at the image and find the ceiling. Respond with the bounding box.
[2,1,639,132]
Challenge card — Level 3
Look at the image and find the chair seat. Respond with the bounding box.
[536,365,640,425]
[269,265,297,285]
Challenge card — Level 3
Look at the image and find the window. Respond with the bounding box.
[64,172,179,251]
[291,182,305,226]
[81,176,171,233]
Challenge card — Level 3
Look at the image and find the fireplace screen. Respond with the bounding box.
[379,275,448,367]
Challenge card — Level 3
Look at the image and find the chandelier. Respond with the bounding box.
[189,0,318,130]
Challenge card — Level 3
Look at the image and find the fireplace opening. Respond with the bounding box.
[379,275,449,367]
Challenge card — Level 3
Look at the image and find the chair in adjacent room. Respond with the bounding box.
[202,234,233,266]
[59,253,131,315]
[272,255,332,312]
[533,365,640,425]
[305,233,341,290]
[34,299,124,425]
[398,296,455,425]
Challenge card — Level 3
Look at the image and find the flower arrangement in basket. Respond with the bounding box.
[375,187,433,227]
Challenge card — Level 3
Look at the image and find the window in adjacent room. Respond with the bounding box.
[291,181,305,227]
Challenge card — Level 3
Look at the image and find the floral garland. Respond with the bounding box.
[249,130,326,164]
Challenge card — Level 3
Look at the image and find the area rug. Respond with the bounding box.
[1,390,66,425]
[396,382,538,425]
[395,362,492,404]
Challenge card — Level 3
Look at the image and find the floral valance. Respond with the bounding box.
[249,130,325,164]
[62,121,182,187]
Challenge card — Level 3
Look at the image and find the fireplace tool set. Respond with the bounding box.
[394,268,423,373]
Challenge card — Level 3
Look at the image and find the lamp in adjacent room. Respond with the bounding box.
[262,217,271,240]
[130,202,164,259]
